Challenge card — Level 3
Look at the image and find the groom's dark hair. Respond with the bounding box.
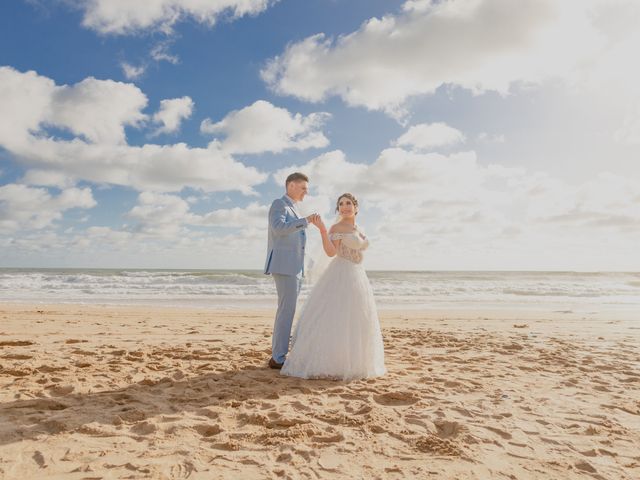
[285,172,309,186]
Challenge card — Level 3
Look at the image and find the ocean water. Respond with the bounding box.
[1,268,639,311]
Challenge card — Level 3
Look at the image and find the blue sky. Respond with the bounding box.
[1,0,639,270]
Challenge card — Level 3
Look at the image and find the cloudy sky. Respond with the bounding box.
[1,0,639,271]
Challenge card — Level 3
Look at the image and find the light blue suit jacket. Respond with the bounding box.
[264,195,308,276]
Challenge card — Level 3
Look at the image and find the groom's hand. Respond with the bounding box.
[306,214,325,231]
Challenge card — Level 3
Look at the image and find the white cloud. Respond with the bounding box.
[14,138,266,194]
[3,147,639,269]
[126,192,196,237]
[0,67,148,147]
[151,41,180,64]
[114,191,275,247]
[0,67,56,148]
[477,132,506,144]
[274,148,487,205]
[49,76,148,144]
[121,61,146,80]
[0,231,68,256]
[201,100,330,154]
[126,193,268,232]
[20,226,267,269]
[77,0,278,35]
[16,194,271,265]
[121,42,177,83]
[199,202,268,228]
[81,226,133,247]
[0,67,267,194]
[394,122,465,151]
[273,150,367,197]
[20,169,77,188]
[152,96,194,136]
[294,194,332,220]
[262,0,629,118]
[273,147,640,270]
[0,184,96,231]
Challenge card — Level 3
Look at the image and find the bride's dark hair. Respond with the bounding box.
[335,193,358,215]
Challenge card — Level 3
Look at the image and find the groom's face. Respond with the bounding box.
[287,180,308,202]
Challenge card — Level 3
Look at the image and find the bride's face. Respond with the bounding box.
[338,197,357,217]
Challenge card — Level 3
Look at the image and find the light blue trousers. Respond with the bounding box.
[271,272,303,364]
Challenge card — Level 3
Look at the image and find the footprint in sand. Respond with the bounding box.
[434,419,466,439]
[71,348,96,356]
[194,424,223,437]
[574,460,598,473]
[32,450,46,468]
[369,424,387,434]
[238,412,269,426]
[211,441,241,451]
[195,407,221,419]
[170,461,196,479]
[404,415,430,431]
[2,368,32,377]
[131,421,158,435]
[290,400,312,412]
[312,433,345,443]
[37,365,66,373]
[484,425,512,439]
[46,384,75,396]
[373,391,420,406]
[117,408,147,422]
[318,451,345,471]
[41,419,67,434]
[1,353,33,360]
[450,406,476,418]
[18,399,69,411]
[0,340,34,347]
[345,401,372,415]
[339,392,367,401]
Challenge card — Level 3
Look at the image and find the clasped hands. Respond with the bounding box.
[305,213,326,232]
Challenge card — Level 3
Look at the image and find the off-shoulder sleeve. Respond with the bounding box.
[328,233,344,241]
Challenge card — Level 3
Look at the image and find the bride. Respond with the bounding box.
[280,193,386,381]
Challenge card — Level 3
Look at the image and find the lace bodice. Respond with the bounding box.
[329,230,369,264]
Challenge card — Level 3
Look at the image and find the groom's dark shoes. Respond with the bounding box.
[268,357,284,369]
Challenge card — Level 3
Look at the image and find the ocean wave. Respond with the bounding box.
[1,269,639,307]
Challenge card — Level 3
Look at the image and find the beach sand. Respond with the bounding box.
[0,303,638,479]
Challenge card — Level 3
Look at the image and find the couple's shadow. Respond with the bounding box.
[0,363,348,447]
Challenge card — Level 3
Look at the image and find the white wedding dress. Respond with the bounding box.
[280,228,386,381]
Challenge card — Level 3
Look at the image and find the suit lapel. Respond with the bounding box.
[282,195,300,219]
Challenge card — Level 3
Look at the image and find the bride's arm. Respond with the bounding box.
[318,220,338,257]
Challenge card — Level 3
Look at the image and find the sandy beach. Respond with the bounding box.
[0,303,638,479]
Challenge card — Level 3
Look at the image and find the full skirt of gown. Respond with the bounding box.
[280,256,386,380]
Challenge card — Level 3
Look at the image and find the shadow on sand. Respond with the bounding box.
[0,362,357,446]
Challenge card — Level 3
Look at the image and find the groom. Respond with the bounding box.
[264,172,320,369]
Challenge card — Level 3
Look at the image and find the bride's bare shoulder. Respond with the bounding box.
[329,223,352,234]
